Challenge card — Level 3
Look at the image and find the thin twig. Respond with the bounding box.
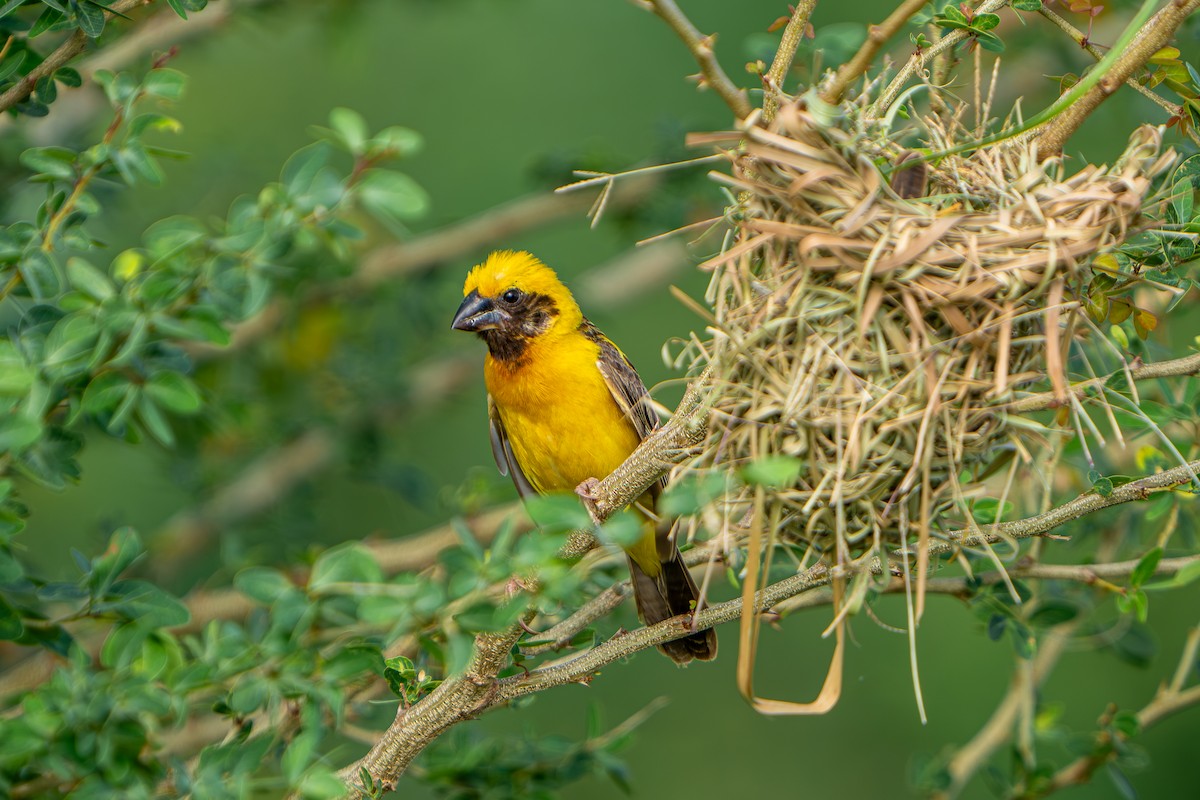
[644,0,751,119]
[1004,353,1200,413]
[1037,3,1194,143]
[870,0,1009,117]
[820,0,927,105]
[762,1,817,123]
[1033,0,1200,156]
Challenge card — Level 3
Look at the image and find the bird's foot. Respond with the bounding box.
[574,477,602,502]
[574,477,604,523]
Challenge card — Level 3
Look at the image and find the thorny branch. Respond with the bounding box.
[1033,0,1200,156]
[820,0,927,105]
[334,355,1200,797]
[641,0,752,119]
[762,1,817,124]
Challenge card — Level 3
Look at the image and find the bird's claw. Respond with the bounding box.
[574,477,602,502]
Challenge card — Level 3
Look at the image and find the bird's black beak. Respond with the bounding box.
[452,290,507,332]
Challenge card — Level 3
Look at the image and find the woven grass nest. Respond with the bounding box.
[683,100,1177,559]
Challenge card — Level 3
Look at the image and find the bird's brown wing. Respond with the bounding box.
[580,319,666,494]
[488,394,537,499]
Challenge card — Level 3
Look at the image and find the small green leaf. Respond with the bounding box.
[19,146,76,180]
[1130,547,1163,588]
[142,68,186,101]
[739,455,802,487]
[309,543,383,590]
[973,12,1001,30]
[525,493,592,533]
[75,0,105,37]
[329,107,368,153]
[1011,0,1043,10]
[357,169,430,221]
[66,257,115,300]
[0,414,44,454]
[598,510,645,549]
[145,371,202,414]
[234,566,294,605]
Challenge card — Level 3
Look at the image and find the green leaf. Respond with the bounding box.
[0,341,37,397]
[228,675,269,715]
[357,169,430,221]
[283,728,318,785]
[309,543,383,590]
[142,68,186,101]
[75,0,106,37]
[137,393,175,446]
[282,141,333,196]
[1144,559,1200,591]
[0,596,24,640]
[145,371,202,414]
[329,107,369,153]
[41,311,100,378]
[525,493,592,533]
[87,527,143,594]
[659,471,726,516]
[0,414,44,455]
[975,30,1005,53]
[299,769,348,800]
[29,6,64,37]
[740,455,802,487]
[19,248,64,299]
[55,66,82,87]
[19,146,76,180]
[598,510,644,549]
[66,256,115,300]
[104,579,191,627]
[370,126,423,159]
[234,566,294,605]
[1011,0,1043,10]
[82,371,133,414]
[973,12,1001,30]
[1130,547,1163,587]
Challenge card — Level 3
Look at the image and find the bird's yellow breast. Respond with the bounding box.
[485,332,641,495]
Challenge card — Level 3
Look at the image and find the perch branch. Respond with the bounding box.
[335,435,1199,796]
[0,0,151,114]
[871,0,1009,116]
[643,0,751,119]
[1004,352,1200,413]
[335,366,718,794]
[820,0,927,105]
[1032,0,1200,156]
[762,0,817,124]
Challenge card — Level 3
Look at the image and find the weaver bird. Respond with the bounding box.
[451,250,716,664]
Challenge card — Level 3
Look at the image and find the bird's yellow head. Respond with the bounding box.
[452,251,582,361]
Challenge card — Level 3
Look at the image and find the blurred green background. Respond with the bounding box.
[11,0,1200,797]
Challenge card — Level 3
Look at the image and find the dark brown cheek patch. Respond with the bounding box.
[482,292,560,364]
[518,293,559,337]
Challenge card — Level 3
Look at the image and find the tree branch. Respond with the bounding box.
[643,0,751,119]
[0,0,152,115]
[1036,3,1193,142]
[820,0,927,105]
[762,0,817,124]
[1032,0,1200,156]
[334,435,1200,796]
[870,0,1008,117]
[1003,353,1200,413]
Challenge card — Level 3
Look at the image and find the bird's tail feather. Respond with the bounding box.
[627,550,717,664]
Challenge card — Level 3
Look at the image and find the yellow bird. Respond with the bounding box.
[452,250,716,664]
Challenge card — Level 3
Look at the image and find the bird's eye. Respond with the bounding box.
[501,288,522,304]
